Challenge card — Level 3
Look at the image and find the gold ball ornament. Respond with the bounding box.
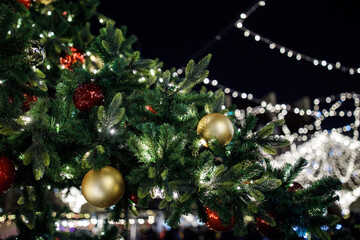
[197,113,234,147]
[35,0,54,5]
[81,166,125,208]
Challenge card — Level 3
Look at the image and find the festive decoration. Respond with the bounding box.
[197,113,234,147]
[256,214,283,239]
[0,156,16,194]
[26,41,46,66]
[287,182,303,192]
[21,94,38,112]
[145,105,157,114]
[205,206,234,232]
[35,0,54,5]
[129,194,138,205]
[81,166,125,208]
[17,0,31,9]
[73,82,105,112]
[60,47,85,70]
[0,3,345,238]
[8,94,38,112]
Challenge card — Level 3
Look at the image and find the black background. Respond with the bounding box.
[97,0,360,104]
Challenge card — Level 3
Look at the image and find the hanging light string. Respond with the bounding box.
[235,0,360,75]
[180,0,266,67]
[235,24,360,75]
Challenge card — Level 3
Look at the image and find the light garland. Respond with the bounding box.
[271,132,360,215]
[235,23,360,76]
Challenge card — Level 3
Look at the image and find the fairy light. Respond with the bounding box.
[150,186,165,199]
[59,187,87,213]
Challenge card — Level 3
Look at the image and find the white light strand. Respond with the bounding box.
[235,26,359,76]
[234,0,360,76]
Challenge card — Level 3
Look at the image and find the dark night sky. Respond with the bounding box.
[97,0,360,104]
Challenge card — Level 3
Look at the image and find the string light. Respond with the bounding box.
[59,187,87,213]
[233,1,360,75]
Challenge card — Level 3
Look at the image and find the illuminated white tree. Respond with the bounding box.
[272,132,360,214]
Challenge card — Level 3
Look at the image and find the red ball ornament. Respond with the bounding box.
[0,156,16,194]
[73,82,105,112]
[17,0,31,9]
[60,47,85,70]
[287,182,303,192]
[21,94,38,112]
[8,94,38,112]
[129,194,138,205]
[205,206,234,232]
[255,213,283,239]
[145,105,157,114]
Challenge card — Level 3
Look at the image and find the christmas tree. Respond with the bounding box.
[0,0,347,239]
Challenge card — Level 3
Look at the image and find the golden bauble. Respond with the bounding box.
[35,0,54,5]
[197,113,234,147]
[81,166,125,208]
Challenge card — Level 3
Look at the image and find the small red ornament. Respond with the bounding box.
[60,47,85,70]
[145,105,157,114]
[256,213,283,239]
[0,156,16,194]
[17,0,31,9]
[62,11,67,16]
[21,94,38,112]
[8,94,38,112]
[73,82,105,112]
[129,194,138,205]
[287,182,303,192]
[205,206,234,232]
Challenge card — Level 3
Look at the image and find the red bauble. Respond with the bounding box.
[60,47,85,70]
[21,94,38,112]
[205,207,234,232]
[17,0,31,9]
[129,194,138,205]
[256,213,283,239]
[8,94,38,112]
[0,156,16,194]
[73,82,105,112]
[145,105,157,114]
[287,182,303,192]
